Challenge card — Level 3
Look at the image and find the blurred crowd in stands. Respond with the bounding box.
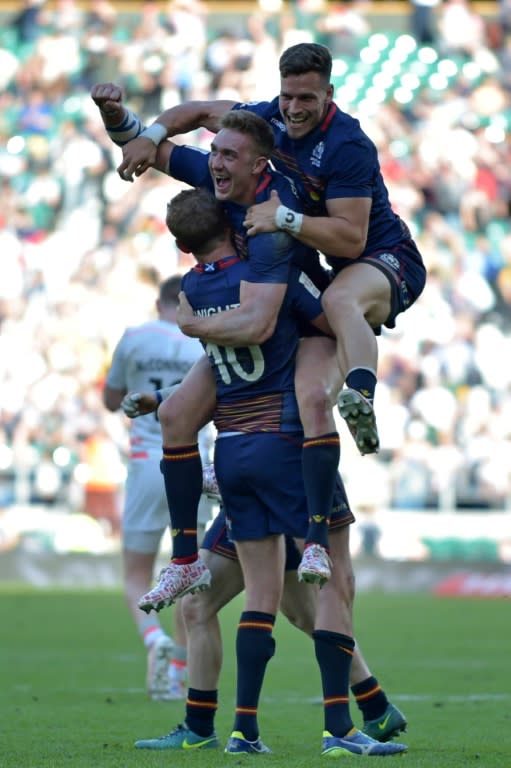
[0,0,510,533]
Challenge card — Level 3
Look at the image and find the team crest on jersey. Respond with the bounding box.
[378,252,400,272]
[311,141,325,167]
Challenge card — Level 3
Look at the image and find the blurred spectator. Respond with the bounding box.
[315,0,371,57]
[408,0,440,46]
[437,0,486,57]
[81,425,125,534]
[10,0,49,48]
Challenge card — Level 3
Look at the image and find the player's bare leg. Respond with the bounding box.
[322,264,390,456]
[123,546,174,701]
[139,357,217,612]
[135,549,245,750]
[225,535,286,754]
[294,336,342,585]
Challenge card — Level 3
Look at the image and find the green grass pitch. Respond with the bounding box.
[1,586,509,767]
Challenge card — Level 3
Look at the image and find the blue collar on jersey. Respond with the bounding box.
[192,254,241,273]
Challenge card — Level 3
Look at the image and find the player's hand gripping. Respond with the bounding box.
[117,134,158,182]
[121,392,158,418]
[244,189,281,235]
[176,291,197,337]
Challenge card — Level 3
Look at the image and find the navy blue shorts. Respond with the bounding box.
[214,431,308,541]
[327,239,426,335]
[201,464,355,564]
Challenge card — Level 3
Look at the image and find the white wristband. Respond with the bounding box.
[139,122,167,146]
[275,205,303,235]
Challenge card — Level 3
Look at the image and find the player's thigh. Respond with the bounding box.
[158,354,216,435]
[122,457,168,545]
[295,335,341,409]
[323,262,391,326]
[235,535,286,613]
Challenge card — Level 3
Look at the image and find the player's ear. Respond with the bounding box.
[253,155,268,174]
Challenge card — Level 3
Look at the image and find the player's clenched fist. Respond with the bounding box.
[90,82,124,120]
[121,392,158,418]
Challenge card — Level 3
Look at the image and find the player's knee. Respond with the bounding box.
[181,591,213,629]
[295,378,332,433]
[157,395,180,428]
[158,395,196,440]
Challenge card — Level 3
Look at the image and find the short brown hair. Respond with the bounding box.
[166,187,229,256]
[220,110,275,159]
[279,43,332,85]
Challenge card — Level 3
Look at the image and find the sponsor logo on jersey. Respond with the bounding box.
[378,252,400,271]
[311,141,325,167]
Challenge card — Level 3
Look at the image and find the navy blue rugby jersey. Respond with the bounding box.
[168,144,327,286]
[233,99,412,269]
[181,256,323,410]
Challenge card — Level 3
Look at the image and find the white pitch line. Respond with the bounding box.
[9,686,511,703]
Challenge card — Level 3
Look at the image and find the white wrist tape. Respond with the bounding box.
[275,205,303,235]
[139,122,167,146]
[106,108,145,146]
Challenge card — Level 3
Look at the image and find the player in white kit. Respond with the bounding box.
[103,275,217,700]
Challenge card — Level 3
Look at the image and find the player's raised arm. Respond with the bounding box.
[120,100,236,180]
[90,82,179,180]
[149,100,236,138]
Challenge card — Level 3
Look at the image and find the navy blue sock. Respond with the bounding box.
[160,444,202,561]
[351,676,389,721]
[302,434,340,549]
[233,612,276,741]
[313,629,355,737]
[185,688,218,737]
[345,368,377,404]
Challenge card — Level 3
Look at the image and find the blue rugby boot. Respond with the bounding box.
[322,728,407,757]
[225,731,272,754]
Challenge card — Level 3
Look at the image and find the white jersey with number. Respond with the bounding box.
[106,319,205,453]
[106,319,216,539]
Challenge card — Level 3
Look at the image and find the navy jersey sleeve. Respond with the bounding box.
[168,145,214,191]
[244,232,292,284]
[287,265,324,323]
[231,100,275,121]
[323,136,376,201]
